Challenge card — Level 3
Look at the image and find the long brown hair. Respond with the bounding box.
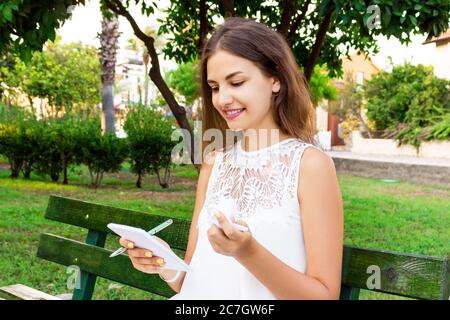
[200,17,316,154]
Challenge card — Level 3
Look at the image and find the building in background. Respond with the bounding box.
[316,52,380,149]
[114,48,160,136]
[423,28,450,80]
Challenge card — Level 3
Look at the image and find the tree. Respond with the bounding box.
[0,52,26,105]
[126,25,165,107]
[308,64,337,106]
[159,1,450,81]
[0,0,85,61]
[100,10,119,135]
[75,118,128,188]
[165,58,201,119]
[124,104,177,189]
[102,0,198,167]
[364,63,450,148]
[2,0,449,165]
[329,73,372,138]
[2,40,101,117]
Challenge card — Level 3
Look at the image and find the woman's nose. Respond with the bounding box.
[217,89,233,107]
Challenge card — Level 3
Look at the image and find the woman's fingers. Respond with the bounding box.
[118,237,170,273]
[119,237,134,249]
[215,211,238,240]
[127,247,166,267]
[134,256,166,266]
[127,247,153,258]
[132,262,161,274]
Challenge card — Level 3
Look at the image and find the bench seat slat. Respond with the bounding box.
[341,246,449,300]
[37,233,180,298]
[0,284,61,300]
[45,195,191,250]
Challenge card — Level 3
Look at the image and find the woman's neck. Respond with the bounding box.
[241,128,292,152]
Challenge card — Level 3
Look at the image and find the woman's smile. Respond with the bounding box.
[223,108,246,120]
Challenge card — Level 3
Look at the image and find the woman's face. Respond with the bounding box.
[206,50,280,132]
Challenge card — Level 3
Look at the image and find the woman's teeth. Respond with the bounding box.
[225,108,245,115]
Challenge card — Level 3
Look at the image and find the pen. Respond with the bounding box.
[109,219,173,258]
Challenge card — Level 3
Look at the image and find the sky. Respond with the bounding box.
[57,1,439,73]
[58,0,178,72]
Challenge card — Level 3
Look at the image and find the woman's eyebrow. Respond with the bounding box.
[207,71,243,84]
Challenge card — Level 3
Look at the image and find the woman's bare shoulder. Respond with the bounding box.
[301,146,335,173]
[298,145,338,199]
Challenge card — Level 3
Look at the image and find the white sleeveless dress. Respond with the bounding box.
[170,138,322,300]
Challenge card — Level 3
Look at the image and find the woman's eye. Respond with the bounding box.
[209,81,243,92]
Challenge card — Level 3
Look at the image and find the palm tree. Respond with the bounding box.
[99,12,120,135]
[125,26,163,108]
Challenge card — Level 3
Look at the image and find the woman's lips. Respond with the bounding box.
[224,108,245,120]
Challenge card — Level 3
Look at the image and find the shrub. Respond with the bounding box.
[0,105,39,178]
[75,118,128,188]
[364,64,450,147]
[124,105,177,188]
[32,116,83,184]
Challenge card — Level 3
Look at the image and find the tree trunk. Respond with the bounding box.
[304,10,333,81]
[89,168,95,186]
[22,162,32,179]
[104,0,200,171]
[357,112,373,139]
[50,171,59,182]
[10,159,22,178]
[40,98,45,119]
[100,12,119,135]
[198,0,208,56]
[287,0,311,45]
[136,172,143,188]
[95,171,104,187]
[154,167,169,189]
[28,96,35,117]
[62,163,68,185]
[221,0,234,17]
[277,0,295,38]
[143,58,149,107]
[102,84,115,134]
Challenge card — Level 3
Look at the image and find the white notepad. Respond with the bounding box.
[107,223,191,272]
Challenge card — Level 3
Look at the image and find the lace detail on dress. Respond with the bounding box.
[203,138,315,221]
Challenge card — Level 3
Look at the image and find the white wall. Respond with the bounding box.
[351,131,450,159]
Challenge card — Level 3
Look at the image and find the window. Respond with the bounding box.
[356,71,364,86]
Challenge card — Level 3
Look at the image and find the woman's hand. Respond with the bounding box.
[119,236,176,279]
[207,211,254,258]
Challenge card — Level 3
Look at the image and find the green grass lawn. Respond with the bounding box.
[0,161,449,300]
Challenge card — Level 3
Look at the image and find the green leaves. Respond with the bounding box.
[2,40,101,115]
[364,63,450,147]
[75,119,128,187]
[0,0,86,62]
[164,59,200,106]
[157,0,449,80]
[308,64,338,105]
[124,104,177,188]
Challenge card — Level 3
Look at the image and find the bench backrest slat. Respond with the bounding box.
[341,246,449,300]
[45,195,191,251]
[37,233,176,298]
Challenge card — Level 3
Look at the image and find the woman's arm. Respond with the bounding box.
[213,147,344,299]
[160,151,217,293]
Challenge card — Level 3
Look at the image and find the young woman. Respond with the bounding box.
[119,17,344,300]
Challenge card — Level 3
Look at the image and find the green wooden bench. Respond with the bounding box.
[1,195,448,300]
